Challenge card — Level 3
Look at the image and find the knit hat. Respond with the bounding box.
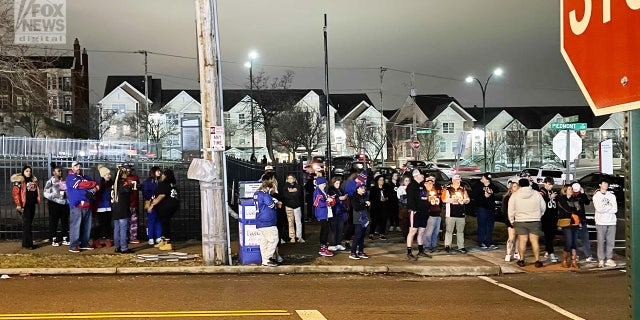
[356,169,368,185]
[356,182,366,189]
[452,174,462,181]
[571,182,581,192]
[316,176,327,185]
[97,165,110,178]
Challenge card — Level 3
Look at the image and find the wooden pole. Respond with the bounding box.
[194,0,228,265]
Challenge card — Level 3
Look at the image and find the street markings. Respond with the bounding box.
[0,310,291,319]
[478,276,585,320]
[296,310,328,320]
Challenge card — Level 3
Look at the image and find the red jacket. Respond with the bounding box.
[11,173,41,207]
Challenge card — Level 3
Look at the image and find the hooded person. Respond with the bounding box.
[472,172,499,250]
[111,167,134,254]
[508,178,546,268]
[93,165,113,248]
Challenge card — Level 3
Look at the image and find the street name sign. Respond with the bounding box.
[417,129,432,134]
[561,0,640,115]
[550,122,587,130]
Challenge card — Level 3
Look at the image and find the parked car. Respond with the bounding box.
[508,168,567,186]
[454,159,481,173]
[402,160,428,173]
[372,167,400,181]
[425,162,454,178]
[461,177,509,223]
[419,168,451,188]
[578,172,624,204]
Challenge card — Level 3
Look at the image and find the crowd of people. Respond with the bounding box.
[253,163,618,269]
[11,162,180,253]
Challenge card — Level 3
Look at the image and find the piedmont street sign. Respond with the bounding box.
[561,1,640,115]
[553,130,582,161]
[550,122,587,130]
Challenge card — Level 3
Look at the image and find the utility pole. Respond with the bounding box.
[323,14,332,179]
[136,50,150,147]
[410,72,417,160]
[193,0,229,265]
[379,67,387,164]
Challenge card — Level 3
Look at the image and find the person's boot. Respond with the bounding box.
[571,254,579,269]
[154,238,166,248]
[561,251,569,268]
[93,239,102,248]
[158,241,173,251]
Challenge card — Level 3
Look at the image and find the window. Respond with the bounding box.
[58,96,65,110]
[238,113,246,124]
[62,77,71,91]
[0,95,8,110]
[63,96,71,111]
[112,103,126,114]
[65,114,72,124]
[0,78,9,92]
[123,125,131,135]
[47,74,56,90]
[224,113,230,124]
[0,116,4,123]
[166,113,178,125]
[439,141,447,153]
[452,141,458,153]
[16,96,23,107]
[442,122,455,134]
[109,125,117,134]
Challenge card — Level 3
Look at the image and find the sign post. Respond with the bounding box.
[551,124,583,183]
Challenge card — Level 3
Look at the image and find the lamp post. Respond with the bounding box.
[465,67,503,172]
[244,51,258,161]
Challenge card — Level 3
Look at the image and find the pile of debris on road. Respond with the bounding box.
[134,252,200,263]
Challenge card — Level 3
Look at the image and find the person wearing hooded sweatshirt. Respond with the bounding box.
[11,165,41,249]
[571,182,594,262]
[282,173,304,243]
[66,161,99,253]
[44,163,69,247]
[441,175,470,254]
[327,177,347,251]
[593,178,618,268]
[254,180,279,267]
[313,176,334,257]
[508,178,546,268]
[472,172,499,250]
[111,167,134,254]
[93,165,113,248]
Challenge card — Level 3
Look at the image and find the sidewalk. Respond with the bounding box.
[0,221,626,277]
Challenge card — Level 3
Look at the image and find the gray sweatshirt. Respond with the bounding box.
[508,186,545,223]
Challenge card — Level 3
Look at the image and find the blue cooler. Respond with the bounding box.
[238,198,261,265]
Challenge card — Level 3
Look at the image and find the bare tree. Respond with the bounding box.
[346,118,386,163]
[296,112,326,160]
[272,110,309,160]
[386,125,407,167]
[147,111,180,160]
[485,130,504,170]
[505,129,527,170]
[246,70,297,161]
[416,121,442,161]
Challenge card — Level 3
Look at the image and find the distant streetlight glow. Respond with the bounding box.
[465,67,504,172]
[246,50,258,160]
[248,51,258,60]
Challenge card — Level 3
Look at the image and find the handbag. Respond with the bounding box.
[557,218,571,228]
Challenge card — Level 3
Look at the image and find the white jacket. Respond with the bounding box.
[508,186,545,223]
[593,190,617,225]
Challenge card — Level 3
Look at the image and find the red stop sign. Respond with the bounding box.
[412,141,420,150]
[561,1,640,115]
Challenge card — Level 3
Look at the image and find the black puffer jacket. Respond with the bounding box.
[281,182,303,209]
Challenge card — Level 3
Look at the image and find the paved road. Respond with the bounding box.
[0,271,627,319]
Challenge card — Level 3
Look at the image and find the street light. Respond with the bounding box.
[245,50,258,162]
[465,67,503,172]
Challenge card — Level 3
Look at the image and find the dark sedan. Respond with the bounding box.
[461,178,509,223]
[578,172,624,203]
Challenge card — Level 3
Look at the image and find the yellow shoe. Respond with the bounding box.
[158,243,173,251]
[154,240,165,248]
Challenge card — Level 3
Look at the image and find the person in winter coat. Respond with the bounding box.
[396,174,412,238]
[423,175,442,254]
[368,175,393,240]
[349,182,370,260]
[539,177,559,263]
[571,182,594,262]
[142,166,162,246]
[327,177,347,252]
[593,178,618,268]
[93,165,113,248]
[313,176,334,257]
[282,174,304,243]
[124,165,141,244]
[254,180,279,267]
[472,173,499,250]
[44,163,69,246]
[557,184,582,269]
[11,165,41,249]
[66,161,99,253]
[111,167,134,254]
[508,178,546,268]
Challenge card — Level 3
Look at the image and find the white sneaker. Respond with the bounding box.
[280,239,286,244]
[598,260,605,268]
[505,254,511,262]
[549,253,558,263]
[395,226,401,232]
[148,239,155,246]
[51,242,60,247]
[336,245,346,251]
[389,226,394,232]
[61,240,70,246]
[327,246,338,251]
[605,259,617,267]
[298,238,306,243]
[585,256,596,262]
[514,252,520,260]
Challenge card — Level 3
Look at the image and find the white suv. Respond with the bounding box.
[508,168,570,186]
[425,162,454,178]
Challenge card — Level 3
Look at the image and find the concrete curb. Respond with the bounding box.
[0,265,503,276]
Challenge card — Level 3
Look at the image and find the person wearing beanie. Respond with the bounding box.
[94,165,113,248]
[405,169,431,260]
[471,172,499,250]
[313,176,334,257]
[349,182,371,260]
[44,162,69,247]
[111,167,135,254]
[11,165,41,249]
[508,178,546,268]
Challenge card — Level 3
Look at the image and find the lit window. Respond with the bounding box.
[123,125,131,135]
